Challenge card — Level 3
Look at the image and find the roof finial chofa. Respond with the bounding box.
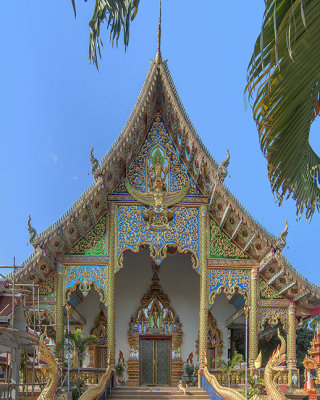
[27,215,37,245]
[155,0,162,64]
[275,219,289,251]
[218,149,230,182]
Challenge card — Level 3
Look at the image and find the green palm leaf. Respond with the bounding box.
[246,0,320,220]
[71,0,140,70]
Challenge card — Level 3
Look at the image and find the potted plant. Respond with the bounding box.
[115,350,126,385]
[185,363,195,385]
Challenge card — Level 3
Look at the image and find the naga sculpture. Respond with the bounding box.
[202,362,246,400]
[90,146,102,180]
[78,354,114,400]
[27,215,37,244]
[38,328,59,400]
[202,329,288,400]
[275,219,289,252]
[218,149,230,182]
[261,329,288,400]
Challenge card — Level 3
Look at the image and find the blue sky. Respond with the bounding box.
[0,2,319,283]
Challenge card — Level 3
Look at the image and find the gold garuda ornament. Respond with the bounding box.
[125,147,189,231]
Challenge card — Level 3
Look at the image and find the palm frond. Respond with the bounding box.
[70,0,139,69]
[246,0,320,220]
[214,357,228,373]
[88,0,140,69]
[229,353,244,370]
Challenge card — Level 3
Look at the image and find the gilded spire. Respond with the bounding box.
[155,0,162,64]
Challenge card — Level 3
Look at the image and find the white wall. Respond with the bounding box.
[114,248,200,364]
[75,248,238,367]
[210,293,238,361]
[76,289,107,367]
[157,253,200,362]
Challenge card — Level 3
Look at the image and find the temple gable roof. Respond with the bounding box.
[13,54,320,315]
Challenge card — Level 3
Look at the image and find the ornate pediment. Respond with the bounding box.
[209,217,250,260]
[66,215,107,256]
[114,113,202,197]
[260,279,283,300]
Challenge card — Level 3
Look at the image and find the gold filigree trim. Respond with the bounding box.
[66,215,107,256]
[210,217,250,259]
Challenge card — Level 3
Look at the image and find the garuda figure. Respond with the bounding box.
[125,147,189,230]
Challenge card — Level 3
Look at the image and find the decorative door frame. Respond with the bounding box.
[139,335,172,386]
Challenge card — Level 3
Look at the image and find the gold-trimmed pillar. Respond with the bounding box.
[56,263,65,359]
[199,205,209,367]
[287,301,297,386]
[106,203,116,366]
[249,266,259,369]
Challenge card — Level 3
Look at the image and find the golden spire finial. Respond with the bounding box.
[155,0,162,64]
[317,323,319,335]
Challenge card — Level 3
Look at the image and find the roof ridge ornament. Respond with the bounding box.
[272,219,289,259]
[90,146,102,180]
[155,0,162,64]
[218,149,230,182]
[27,215,37,245]
[276,219,289,251]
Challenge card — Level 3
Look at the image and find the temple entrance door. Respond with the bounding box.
[140,338,170,385]
[95,346,108,368]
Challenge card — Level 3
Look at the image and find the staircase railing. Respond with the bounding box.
[199,366,246,400]
[78,365,115,400]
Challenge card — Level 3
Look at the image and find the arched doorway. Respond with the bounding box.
[126,263,183,386]
[196,312,223,370]
[90,311,108,368]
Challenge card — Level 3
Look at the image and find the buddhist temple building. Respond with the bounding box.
[9,9,320,391]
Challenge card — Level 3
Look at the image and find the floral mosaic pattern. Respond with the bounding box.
[210,218,249,259]
[39,274,54,296]
[65,265,106,300]
[209,268,250,295]
[117,205,199,266]
[259,307,288,330]
[66,216,107,256]
[260,280,283,299]
[114,115,201,195]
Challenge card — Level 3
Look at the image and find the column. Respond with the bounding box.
[249,266,259,369]
[199,205,209,368]
[55,263,65,359]
[288,301,297,386]
[107,203,116,366]
[11,346,20,400]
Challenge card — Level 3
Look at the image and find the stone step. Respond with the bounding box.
[111,396,209,399]
[110,386,209,399]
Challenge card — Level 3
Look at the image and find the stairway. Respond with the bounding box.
[110,386,210,399]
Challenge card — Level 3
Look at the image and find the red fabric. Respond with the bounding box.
[312,306,320,316]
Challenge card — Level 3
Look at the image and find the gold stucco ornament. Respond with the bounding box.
[38,328,59,400]
[125,147,189,230]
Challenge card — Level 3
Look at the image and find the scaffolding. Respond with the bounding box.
[0,259,50,400]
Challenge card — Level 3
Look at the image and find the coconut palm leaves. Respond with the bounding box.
[246,0,320,220]
[56,328,98,395]
[215,353,244,387]
[71,0,140,69]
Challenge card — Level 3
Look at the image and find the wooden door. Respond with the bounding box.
[140,338,170,385]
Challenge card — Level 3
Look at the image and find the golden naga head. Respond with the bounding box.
[268,329,287,371]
